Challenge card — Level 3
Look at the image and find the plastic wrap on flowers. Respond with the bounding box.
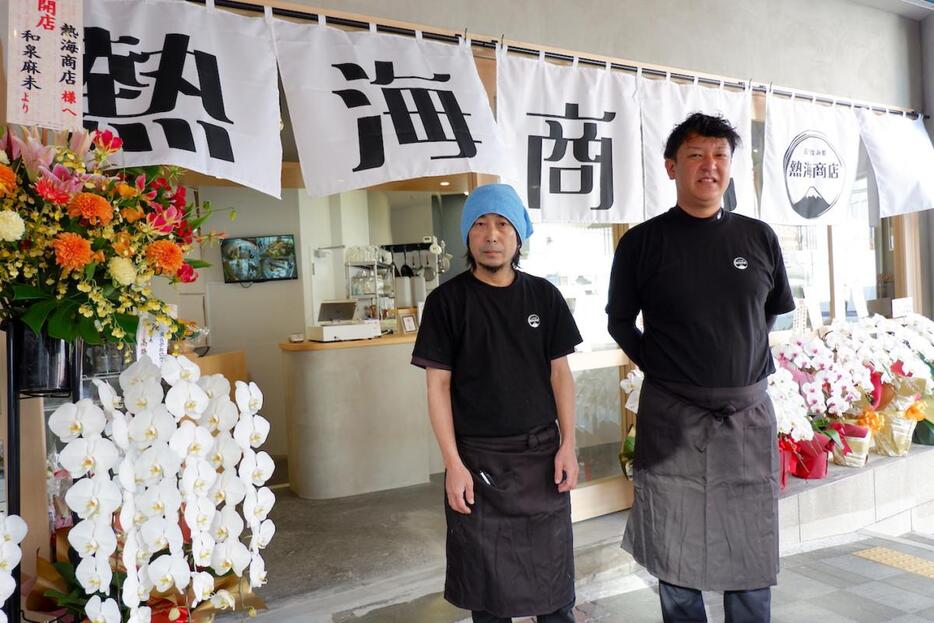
[792,432,833,479]
[830,422,871,468]
[874,412,917,456]
[778,438,798,490]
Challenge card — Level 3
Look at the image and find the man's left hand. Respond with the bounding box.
[554,443,579,493]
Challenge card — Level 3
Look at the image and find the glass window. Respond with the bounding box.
[522,223,617,351]
[572,366,623,485]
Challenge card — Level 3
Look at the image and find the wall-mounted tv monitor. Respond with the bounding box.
[221,234,297,283]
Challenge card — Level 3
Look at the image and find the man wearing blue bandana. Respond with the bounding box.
[412,183,583,622]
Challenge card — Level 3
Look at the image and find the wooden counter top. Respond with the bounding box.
[279,333,417,351]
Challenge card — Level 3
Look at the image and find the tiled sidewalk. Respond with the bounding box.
[552,533,934,623]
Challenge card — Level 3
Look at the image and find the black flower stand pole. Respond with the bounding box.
[4,327,22,623]
[3,322,81,623]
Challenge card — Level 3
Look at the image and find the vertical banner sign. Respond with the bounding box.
[83,0,282,198]
[759,96,860,225]
[496,49,644,224]
[7,0,84,130]
[856,110,934,218]
[273,20,509,197]
[639,77,756,219]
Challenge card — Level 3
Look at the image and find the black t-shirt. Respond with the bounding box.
[606,207,795,388]
[412,270,583,437]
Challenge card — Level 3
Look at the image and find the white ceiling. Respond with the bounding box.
[848,0,934,20]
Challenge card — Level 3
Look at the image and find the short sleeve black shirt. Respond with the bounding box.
[412,270,583,437]
[606,207,795,388]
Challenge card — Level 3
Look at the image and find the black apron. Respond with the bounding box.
[444,423,574,617]
[622,378,779,592]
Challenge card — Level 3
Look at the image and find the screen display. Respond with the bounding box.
[221,234,297,283]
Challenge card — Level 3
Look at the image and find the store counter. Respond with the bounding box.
[280,333,434,499]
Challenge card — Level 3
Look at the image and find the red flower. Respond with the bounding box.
[151,177,171,192]
[35,176,72,205]
[175,220,194,244]
[172,186,187,209]
[177,262,198,283]
[92,129,123,152]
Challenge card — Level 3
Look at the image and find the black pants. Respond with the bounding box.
[659,580,771,623]
[471,598,575,623]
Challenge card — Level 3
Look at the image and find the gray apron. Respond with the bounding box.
[622,378,779,591]
[444,423,574,617]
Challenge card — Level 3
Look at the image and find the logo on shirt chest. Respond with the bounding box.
[733,257,749,270]
[527,314,541,328]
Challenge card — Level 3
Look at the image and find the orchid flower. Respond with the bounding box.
[76,554,113,595]
[119,356,162,393]
[183,497,216,535]
[192,532,216,568]
[139,477,182,518]
[85,595,121,623]
[181,458,218,499]
[243,486,276,524]
[210,470,246,507]
[0,542,21,575]
[233,414,271,450]
[140,517,183,556]
[238,450,275,487]
[250,519,276,550]
[0,572,15,603]
[127,405,175,447]
[121,568,141,608]
[0,514,28,545]
[135,442,182,486]
[127,606,152,623]
[235,381,264,415]
[124,378,165,415]
[148,554,191,592]
[203,396,239,433]
[122,528,139,571]
[198,374,231,401]
[161,355,201,386]
[165,381,210,420]
[68,518,117,558]
[210,505,244,543]
[109,411,130,451]
[210,538,251,576]
[49,400,107,442]
[211,590,236,611]
[209,433,243,470]
[169,421,215,460]
[248,551,267,587]
[64,476,121,519]
[191,571,215,606]
[59,436,120,477]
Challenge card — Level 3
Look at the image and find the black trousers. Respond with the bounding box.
[659,580,771,623]
[471,598,575,623]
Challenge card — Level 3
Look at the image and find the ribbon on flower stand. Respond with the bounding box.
[777,437,799,490]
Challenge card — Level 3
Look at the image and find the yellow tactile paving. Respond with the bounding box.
[854,546,934,579]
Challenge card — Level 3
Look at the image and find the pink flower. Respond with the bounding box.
[11,129,56,181]
[147,206,183,234]
[69,129,94,162]
[35,164,83,205]
[177,263,198,283]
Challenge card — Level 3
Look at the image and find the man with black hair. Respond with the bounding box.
[413,183,583,622]
[607,113,795,622]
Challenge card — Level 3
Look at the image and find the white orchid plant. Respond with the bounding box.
[46,355,275,623]
[767,365,814,442]
[0,514,27,623]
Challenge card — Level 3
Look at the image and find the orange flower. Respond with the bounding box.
[120,206,144,223]
[115,182,136,199]
[53,232,93,272]
[904,401,927,422]
[145,240,184,275]
[0,164,17,196]
[68,192,114,226]
[857,408,884,433]
[112,231,134,257]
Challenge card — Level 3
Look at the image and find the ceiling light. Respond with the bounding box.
[439,181,451,187]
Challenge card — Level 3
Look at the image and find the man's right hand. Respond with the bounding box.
[446,461,475,514]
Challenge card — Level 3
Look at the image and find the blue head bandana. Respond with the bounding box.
[460,184,534,245]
